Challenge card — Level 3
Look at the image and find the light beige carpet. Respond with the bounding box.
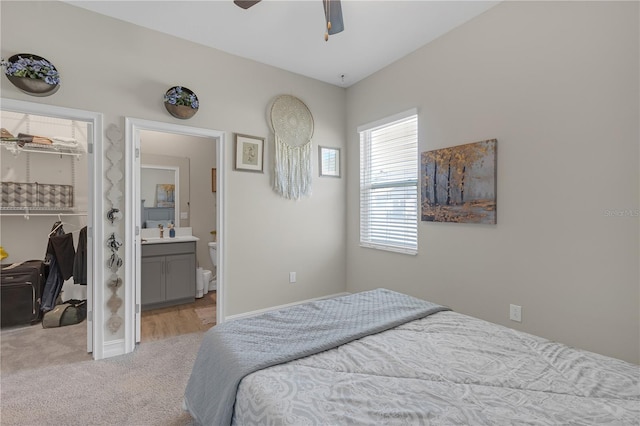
[1,331,204,425]
[1,321,91,374]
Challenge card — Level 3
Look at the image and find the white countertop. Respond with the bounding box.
[140,226,199,244]
[141,235,200,245]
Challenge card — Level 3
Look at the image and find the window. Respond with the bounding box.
[358,110,418,255]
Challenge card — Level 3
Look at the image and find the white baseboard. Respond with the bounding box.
[102,338,126,359]
[225,292,351,322]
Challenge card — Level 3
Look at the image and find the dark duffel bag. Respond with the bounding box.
[1,260,46,327]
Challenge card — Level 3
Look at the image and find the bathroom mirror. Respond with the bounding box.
[140,165,181,228]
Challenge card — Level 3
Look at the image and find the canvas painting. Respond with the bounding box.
[156,183,175,207]
[421,139,496,224]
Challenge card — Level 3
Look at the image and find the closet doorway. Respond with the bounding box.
[124,118,225,353]
[0,99,104,365]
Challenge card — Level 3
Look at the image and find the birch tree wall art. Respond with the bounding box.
[421,139,497,224]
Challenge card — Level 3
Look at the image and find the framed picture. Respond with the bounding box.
[234,133,264,173]
[318,146,341,177]
[211,168,217,192]
[155,184,175,207]
[421,139,497,224]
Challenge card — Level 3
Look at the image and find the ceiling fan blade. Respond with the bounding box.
[324,0,344,35]
[234,0,261,10]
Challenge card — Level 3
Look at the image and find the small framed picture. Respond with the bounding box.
[211,168,217,192]
[234,133,264,173]
[319,146,341,178]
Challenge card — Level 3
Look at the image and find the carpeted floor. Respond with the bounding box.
[1,321,91,374]
[1,331,204,425]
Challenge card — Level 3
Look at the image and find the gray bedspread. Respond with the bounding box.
[183,288,450,426]
[234,310,640,425]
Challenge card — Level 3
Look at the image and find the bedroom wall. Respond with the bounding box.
[1,1,347,342]
[345,1,640,363]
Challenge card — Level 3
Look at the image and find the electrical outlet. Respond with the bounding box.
[289,272,296,283]
[510,304,522,322]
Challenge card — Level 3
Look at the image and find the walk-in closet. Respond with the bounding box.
[1,110,91,372]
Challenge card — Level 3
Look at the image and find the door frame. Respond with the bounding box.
[1,98,104,358]
[124,118,225,353]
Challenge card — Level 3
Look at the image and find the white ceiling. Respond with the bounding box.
[67,0,500,87]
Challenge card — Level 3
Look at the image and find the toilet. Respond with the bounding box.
[207,242,217,291]
[208,242,217,267]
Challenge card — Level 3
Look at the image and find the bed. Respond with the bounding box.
[184,289,639,425]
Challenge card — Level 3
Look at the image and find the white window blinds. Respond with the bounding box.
[359,111,418,255]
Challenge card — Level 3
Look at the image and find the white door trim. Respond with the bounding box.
[0,98,104,359]
[124,118,225,354]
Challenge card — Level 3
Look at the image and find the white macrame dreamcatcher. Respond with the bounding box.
[270,95,314,200]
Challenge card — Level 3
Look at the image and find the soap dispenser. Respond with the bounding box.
[169,223,175,238]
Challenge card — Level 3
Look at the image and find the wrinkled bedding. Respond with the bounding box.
[184,289,449,425]
[233,310,640,425]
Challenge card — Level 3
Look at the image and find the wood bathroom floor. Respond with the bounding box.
[140,291,216,342]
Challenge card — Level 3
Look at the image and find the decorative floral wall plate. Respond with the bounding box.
[164,86,199,119]
[2,53,60,97]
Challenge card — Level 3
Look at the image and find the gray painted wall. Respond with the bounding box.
[2,1,637,364]
[1,1,347,340]
[346,1,639,363]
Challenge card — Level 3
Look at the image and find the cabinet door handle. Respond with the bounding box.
[166,261,169,275]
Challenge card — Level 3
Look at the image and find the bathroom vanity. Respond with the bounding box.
[141,237,198,311]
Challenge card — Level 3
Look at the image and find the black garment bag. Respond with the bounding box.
[41,221,75,312]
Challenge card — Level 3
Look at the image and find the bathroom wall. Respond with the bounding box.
[140,132,215,273]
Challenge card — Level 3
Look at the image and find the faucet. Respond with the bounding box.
[158,224,164,238]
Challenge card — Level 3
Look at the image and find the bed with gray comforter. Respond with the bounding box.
[185,289,639,425]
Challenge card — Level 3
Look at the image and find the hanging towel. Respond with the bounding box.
[73,227,87,285]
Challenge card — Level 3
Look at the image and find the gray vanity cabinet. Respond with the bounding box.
[141,241,196,310]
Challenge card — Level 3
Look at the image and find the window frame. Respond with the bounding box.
[358,109,419,255]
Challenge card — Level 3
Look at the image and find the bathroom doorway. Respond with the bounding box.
[124,118,225,353]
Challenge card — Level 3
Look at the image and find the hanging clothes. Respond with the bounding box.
[73,226,87,285]
[41,221,75,312]
[50,233,75,281]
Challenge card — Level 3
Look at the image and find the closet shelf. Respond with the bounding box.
[1,139,83,157]
[1,207,77,213]
[0,208,86,218]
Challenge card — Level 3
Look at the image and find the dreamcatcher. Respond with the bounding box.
[270,95,314,200]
